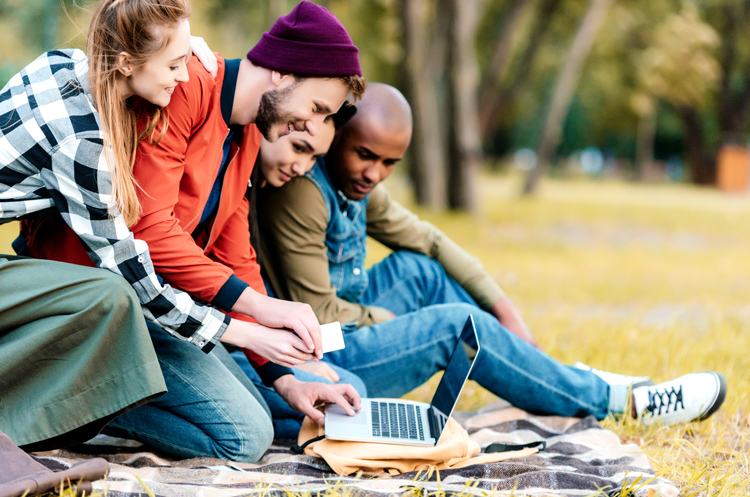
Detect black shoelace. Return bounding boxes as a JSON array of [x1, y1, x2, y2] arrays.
[[646, 386, 685, 415]]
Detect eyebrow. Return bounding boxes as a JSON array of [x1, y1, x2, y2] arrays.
[[170, 53, 189, 62], [358, 146, 378, 158], [314, 101, 333, 115]]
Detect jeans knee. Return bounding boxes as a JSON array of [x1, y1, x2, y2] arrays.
[[393, 251, 444, 278], [338, 370, 368, 398], [222, 408, 274, 463]]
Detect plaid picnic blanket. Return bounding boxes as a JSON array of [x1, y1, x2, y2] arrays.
[[31, 400, 678, 497]]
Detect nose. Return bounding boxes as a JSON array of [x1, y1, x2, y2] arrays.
[[176, 64, 189, 84], [290, 161, 305, 176], [362, 163, 381, 184], [304, 114, 327, 137]]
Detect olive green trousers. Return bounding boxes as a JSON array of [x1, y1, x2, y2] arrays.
[[0, 256, 166, 448]]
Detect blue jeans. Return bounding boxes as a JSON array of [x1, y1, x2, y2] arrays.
[[323, 251, 622, 419], [232, 352, 368, 438], [103, 322, 274, 462]]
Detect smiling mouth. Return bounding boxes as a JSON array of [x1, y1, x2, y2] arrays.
[[351, 182, 372, 194]]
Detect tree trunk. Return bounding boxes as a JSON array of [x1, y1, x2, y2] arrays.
[[446, 0, 482, 211], [635, 109, 657, 182], [678, 106, 715, 185], [400, 0, 447, 209], [478, 0, 535, 131], [480, 0, 562, 140], [523, 0, 613, 195]]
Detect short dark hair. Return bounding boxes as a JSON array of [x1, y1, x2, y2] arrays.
[[292, 74, 367, 101]]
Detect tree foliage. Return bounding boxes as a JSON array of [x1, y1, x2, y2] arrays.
[[0, 0, 748, 201]]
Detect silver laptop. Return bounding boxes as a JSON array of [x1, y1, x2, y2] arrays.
[[324, 315, 480, 447]]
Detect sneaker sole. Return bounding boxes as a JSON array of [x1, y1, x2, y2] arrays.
[[692, 371, 727, 422]]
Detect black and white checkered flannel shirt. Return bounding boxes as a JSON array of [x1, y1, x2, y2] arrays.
[[0, 49, 229, 352]]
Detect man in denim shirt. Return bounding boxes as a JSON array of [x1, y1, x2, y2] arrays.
[[258, 83, 726, 431]]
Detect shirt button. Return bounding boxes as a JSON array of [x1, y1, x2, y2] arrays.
[[353, 267, 361, 275], [137, 256, 144, 263], [343, 211, 348, 217]]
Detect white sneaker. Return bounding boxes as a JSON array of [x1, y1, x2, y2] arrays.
[[574, 362, 654, 389], [633, 372, 727, 425]]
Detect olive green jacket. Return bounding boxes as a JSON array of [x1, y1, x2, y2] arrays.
[[258, 177, 505, 327]]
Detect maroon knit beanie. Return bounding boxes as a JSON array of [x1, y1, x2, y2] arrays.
[[247, 1, 362, 77]]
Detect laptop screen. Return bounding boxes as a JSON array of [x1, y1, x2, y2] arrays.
[[429, 315, 480, 438]]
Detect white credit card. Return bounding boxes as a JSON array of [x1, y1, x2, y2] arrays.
[[321, 321, 345, 353]]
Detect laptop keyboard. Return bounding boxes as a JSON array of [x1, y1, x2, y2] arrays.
[[371, 402, 425, 440]]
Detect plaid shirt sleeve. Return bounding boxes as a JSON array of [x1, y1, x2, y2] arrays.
[[0, 50, 229, 353], [45, 136, 230, 352]]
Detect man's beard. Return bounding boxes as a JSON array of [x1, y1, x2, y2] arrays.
[[255, 86, 294, 141]]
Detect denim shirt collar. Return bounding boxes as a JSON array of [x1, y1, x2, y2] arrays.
[[305, 157, 370, 302]]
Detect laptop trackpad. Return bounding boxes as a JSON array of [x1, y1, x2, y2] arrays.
[[327, 404, 367, 425]]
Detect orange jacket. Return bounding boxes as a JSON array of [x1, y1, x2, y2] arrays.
[[132, 55, 287, 377], [23, 55, 288, 382], [132, 56, 262, 305]]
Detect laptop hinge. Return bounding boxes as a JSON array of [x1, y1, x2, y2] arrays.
[[427, 406, 438, 442]]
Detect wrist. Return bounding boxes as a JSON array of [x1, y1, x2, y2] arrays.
[[220, 319, 259, 349], [272, 373, 298, 394], [233, 287, 265, 316]]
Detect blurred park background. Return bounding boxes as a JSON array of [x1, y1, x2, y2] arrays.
[[2, 0, 750, 200], [2, 0, 750, 494]]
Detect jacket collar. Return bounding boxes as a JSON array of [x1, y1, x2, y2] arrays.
[[220, 59, 241, 126]]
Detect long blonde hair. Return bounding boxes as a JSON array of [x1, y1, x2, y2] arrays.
[[87, 0, 190, 226]]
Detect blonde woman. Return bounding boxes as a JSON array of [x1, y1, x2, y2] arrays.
[[0, 0, 310, 458]]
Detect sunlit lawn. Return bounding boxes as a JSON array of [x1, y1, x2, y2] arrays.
[[2, 172, 749, 495]]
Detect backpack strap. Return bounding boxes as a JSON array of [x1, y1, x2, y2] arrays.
[[291, 435, 326, 455]]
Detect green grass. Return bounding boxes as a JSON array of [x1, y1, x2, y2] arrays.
[[4, 172, 750, 495]]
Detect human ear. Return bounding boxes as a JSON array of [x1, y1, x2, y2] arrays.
[[271, 71, 296, 89], [116, 52, 133, 77]]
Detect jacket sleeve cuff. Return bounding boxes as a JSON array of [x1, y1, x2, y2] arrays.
[[367, 306, 396, 325], [195, 312, 231, 354], [212, 274, 249, 313], [256, 362, 295, 387]]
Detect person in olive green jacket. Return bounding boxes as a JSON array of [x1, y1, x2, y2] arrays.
[[256, 83, 726, 432], [259, 83, 539, 348]]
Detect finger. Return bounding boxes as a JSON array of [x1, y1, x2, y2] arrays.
[[190, 38, 215, 74], [296, 399, 326, 425], [285, 332, 315, 355], [301, 313, 323, 358], [334, 383, 361, 410], [207, 53, 218, 77], [319, 363, 340, 383], [274, 358, 298, 368], [289, 320, 315, 353], [293, 305, 322, 356], [327, 368, 340, 383], [320, 388, 355, 416], [281, 347, 316, 365]]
